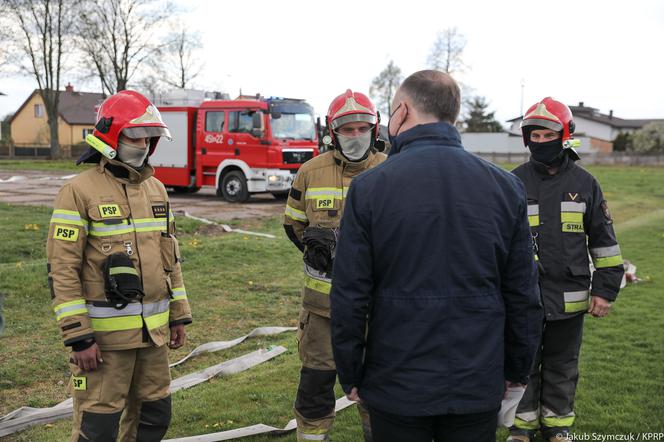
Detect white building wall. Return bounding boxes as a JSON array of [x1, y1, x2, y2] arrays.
[[461, 132, 593, 153], [573, 117, 613, 141]]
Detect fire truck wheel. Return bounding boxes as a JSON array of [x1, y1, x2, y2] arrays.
[[220, 171, 249, 203]]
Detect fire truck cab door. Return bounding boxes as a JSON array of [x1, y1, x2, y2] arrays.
[[200, 109, 230, 168], [227, 109, 267, 168]]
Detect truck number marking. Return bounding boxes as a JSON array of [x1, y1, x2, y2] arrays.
[[204, 133, 224, 144]]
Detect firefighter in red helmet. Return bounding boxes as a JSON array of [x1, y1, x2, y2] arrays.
[[284, 90, 387, 441], [47, 90, 192, 441], [507, 98, 623, 442]]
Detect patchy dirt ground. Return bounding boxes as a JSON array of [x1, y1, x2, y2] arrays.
[[0, 169, 286, 221]]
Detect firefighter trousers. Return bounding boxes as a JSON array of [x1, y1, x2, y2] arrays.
[[294, 308, 372, 441], [514, 314, 585, 432], [70, 345, 172, 442]]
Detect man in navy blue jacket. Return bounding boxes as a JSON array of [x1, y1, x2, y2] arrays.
[[330, 70, 543, 442]]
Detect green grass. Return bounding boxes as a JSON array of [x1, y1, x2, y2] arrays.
[[0, 165, 663, 441], [0, 159, 91, 172]]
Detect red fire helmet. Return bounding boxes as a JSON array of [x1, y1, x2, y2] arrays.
[[520, 97, 575, 146], [88, 90, 171, 158], [326, 89, 379, 143]]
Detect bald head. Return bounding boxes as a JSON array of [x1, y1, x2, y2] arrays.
[[395, 70, 461, 124]]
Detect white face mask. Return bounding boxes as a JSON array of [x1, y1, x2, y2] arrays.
[[117, 141, 149, 168], [337, 131, 372, 161]]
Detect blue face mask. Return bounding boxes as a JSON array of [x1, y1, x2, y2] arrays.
[[387, 104, 405, 154]]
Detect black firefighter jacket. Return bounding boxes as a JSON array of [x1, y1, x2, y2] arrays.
[[330, 122, 543, 417], [512, 155, 624, 321]]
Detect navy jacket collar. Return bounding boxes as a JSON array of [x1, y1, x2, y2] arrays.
[[389, 122, 462, 156]]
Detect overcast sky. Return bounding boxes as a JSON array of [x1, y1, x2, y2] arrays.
[[1, 0, 663, 125]]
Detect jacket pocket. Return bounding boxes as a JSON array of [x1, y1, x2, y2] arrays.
[[69, 362, 103, 401], [568, 265, 591, 277], [159, 234, 177, 273]]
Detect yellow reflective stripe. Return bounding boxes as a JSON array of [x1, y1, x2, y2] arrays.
[[144, 310, 169, 330], [171, 287, 187, 301], [561, 212, 583, 223], [541, 415, 575, 427], [54, 300, 88, 320], [514, 417, 540, 430], [305, 275, 331, 295], [528, 215, 540, 227], [134, 226, 167, 233], [305, 187, 343, 199], [593, 255, 623, 268], [50, 210, 87, 227], [285, 204, 308, 222], [88, 220, 133, 237], [53, 209, 81, 217], [133, 218, 168, 233], [565, 300, 589, 313], [109, 266, 139, 276], [91, 315, 143, 331], [53, 299, 88, 321], [54, 299, 86, 310]]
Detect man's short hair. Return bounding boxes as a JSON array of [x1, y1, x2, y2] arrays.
[[400, 70, 461, 123]]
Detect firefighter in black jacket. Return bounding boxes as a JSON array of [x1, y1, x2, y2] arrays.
[[508, 98, 624, 442]]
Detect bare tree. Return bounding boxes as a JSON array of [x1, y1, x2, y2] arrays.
[[369, 60, 403, 117], [74, 0, 174, 95], [151, 26, 204, 90], [427, 27, 466, 75], [1, 0, 75, 158]]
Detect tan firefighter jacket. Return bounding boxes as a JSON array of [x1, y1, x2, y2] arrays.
[[47, 157, 192, 351], [283, 148, 387, 317]]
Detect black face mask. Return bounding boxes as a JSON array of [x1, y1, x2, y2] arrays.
[[528, 139, 564, 165]]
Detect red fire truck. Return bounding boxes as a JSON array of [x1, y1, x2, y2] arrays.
[[152, 97, 318, 202]]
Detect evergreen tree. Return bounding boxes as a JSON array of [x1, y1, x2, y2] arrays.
[[462, 96, 503, 132]]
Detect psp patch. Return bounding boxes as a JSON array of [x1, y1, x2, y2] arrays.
[[315, 198, 334, 210], [53, 225, 79, 242], [98, 203, 121, 218], [72, 376, 87, 391], [152, 204, 167, 218]]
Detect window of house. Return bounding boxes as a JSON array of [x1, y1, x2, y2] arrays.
[[34, 104, 44, 118], [82, 128, 94, 139], [205, 111, 225, 132], [228, 111, 254, 133]]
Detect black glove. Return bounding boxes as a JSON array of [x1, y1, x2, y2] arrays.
[[302, 227, 338, 274]]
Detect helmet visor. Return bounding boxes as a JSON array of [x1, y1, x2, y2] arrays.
[[521, 118, 563, 132], [331, 113, 377, 130], [122, 126, 172, 141]]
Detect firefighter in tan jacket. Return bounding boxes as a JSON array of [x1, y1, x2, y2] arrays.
[[284, 90, 387, 441], [47, 90, 192, 442]]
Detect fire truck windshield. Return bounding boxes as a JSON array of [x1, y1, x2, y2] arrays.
[[271, 112, 316, 140]]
